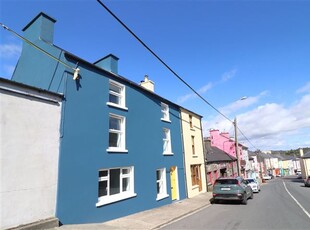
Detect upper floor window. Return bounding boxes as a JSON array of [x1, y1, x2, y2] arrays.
[[189, 115, 193, 128], [97, 166, 136, 206], [163, 128, 172, 155], [107, 80, 127, 110], [108, 114, 127, 152], [161, 103, 170, 122], [191, 135, 195, 155], [156, 168, 169, 200]]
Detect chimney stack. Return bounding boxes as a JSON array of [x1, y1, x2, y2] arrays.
[[22, 12, 56, 44], [140, 75, 154, 92], [94, 54, 119, 74], [300, 148, 304, 157]]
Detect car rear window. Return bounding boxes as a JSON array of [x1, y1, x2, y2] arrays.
[[215, 179, 238, 185]]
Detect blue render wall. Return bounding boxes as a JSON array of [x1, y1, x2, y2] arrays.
[[56, 59, 187, 224]]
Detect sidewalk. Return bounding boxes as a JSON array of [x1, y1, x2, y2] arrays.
[[56, 192, 213, 230]]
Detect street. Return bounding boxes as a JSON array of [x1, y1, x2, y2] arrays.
[[161, 176, 310, 230]]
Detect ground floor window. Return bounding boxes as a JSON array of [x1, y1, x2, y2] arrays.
[[97, 166, 136, 206], [156, 168, 169, 200], [191, 164, 201, 186]]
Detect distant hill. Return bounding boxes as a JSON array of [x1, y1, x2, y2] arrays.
[[271, 148, 310, 157]]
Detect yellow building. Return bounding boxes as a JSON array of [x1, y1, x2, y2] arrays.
[[180, 109, 207, 198], [300, 149, 310, 179]]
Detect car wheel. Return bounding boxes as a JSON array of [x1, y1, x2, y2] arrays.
[[242, 194, 247, 205]]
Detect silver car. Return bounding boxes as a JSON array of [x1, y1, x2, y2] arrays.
[[244, 178, 261, 193]]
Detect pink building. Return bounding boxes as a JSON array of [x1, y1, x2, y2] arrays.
[[209, 129, 244, 177]]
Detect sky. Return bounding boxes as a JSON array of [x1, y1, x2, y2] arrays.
[[1, 0, 310, 151]]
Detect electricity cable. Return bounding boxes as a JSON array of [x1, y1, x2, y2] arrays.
[[0, 22, 80, 79], [96, 0, 232, 124], [96, 0, 259, 150]]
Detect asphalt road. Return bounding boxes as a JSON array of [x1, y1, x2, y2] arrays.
[[161, 176, 310, 230]]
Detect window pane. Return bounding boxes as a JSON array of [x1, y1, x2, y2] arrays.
[[110, 83, 121, 94], [99, 181, 107, 197], [110, 117, 121, 130], [157, 182, 160, 194], [99, 170, 108, 177], [163, 140, 168, 152], [110, 169, 120, 195], [122, 177, 130, 192], [109, 94, 119, 104], [156, 170, 161, 180], [163, 130, 167, 139], [122, 168, 130, 174], [109, 132, 119, 147]]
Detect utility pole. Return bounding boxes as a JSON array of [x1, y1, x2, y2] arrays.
[[234, 117, 241, 176]]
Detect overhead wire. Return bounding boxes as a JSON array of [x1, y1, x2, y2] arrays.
[[0, 22, 80, 80], [1, 4, 258, 150], [96, 0, 258, 150], [96, 0, 232, 124]]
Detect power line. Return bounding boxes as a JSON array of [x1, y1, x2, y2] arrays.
[[96, 0, 259, 150], [0, 22, 80, 80], [96, 0, 232, 123]]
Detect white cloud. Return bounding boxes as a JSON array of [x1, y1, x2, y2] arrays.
[[198, 82, 213, 94], [203, 91, 310, 151], [177, 82, 213, 104], [0, 43, 22, 59], [3, 65, 16, 77], [296, 82, 310, 94], [220, 68, 237, 83], [177, 68, 236, 104], [219, 91, 268, 115]]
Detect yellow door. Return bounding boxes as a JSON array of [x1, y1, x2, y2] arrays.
[[170, 166, 177, 200]]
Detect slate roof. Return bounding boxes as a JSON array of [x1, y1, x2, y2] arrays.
[[205, 146, 237, 163], [302, 151, 310, 159]]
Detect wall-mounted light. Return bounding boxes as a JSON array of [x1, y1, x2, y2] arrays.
[[73, 68, 80, 80]]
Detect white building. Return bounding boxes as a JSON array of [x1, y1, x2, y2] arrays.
[[1, 78, 62, 229]]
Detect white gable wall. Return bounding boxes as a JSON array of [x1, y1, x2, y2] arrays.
[[0, 81, 62, 229]]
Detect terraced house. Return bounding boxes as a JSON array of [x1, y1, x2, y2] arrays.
[[5, 12, 206, 227]]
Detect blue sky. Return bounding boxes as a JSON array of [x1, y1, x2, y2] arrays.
[[1, 0, 310, 151]]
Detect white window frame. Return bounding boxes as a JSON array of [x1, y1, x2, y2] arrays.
[[161, 102, 171, 122], [107, 80, 128, 110], [107, 114, 127, 152], [163, 128, 173, 155], [156, 168, 169, 200], [96, 166, 136, 207]]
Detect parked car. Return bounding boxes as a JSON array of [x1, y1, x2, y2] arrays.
[[244, 178, 261, 193], [305, 176, 310, 187], [262, 174, 272, 180], [212, 177, 253, 205]]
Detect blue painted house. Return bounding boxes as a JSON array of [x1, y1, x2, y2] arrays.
[[12, 12, 187, 224]]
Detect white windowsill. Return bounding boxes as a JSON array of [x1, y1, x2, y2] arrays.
[[106, 102, 128, 111], [107, 148, 128, 153], [161, 118, 171, 123], [156, 193, 169, 201], [96, 192, 137, 207], [163, 152, 174, 156]]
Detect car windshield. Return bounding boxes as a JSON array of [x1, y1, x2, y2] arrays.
[[245, 179, 255, 183], [215, 179, 238, 185]]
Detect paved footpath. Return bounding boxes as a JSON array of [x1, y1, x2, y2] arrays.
[[56, 192, 213, 230]]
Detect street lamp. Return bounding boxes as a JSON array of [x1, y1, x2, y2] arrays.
[[233, 117, 241, 176], [233, 96, 247, 177]]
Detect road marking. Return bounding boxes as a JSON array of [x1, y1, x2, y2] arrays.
[[283, 181, 310, 219]]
